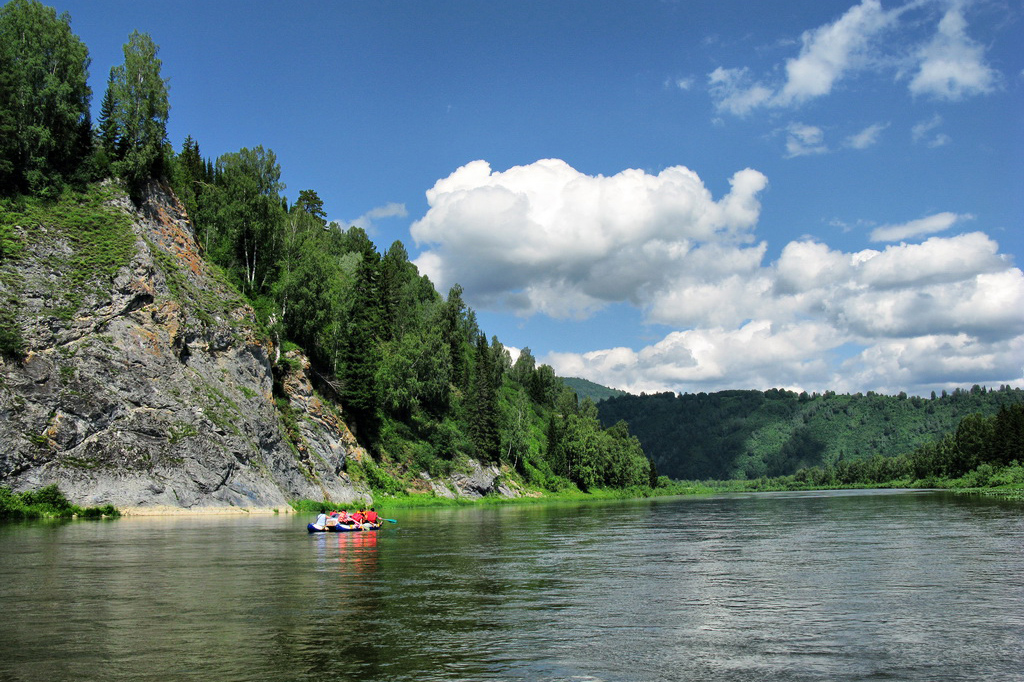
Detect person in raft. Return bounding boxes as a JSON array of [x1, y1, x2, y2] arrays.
[[350, 509, 366, 525], [364, 508, 379, 524]]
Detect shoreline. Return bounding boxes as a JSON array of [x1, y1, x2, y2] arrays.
[[118, 505, 295, 517]]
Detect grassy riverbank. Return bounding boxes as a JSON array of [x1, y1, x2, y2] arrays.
[[292, 461, 1024, 516], [7, 461, 1020, 523], [655, 462, 1024, 500], [0, 485, 121, 519]]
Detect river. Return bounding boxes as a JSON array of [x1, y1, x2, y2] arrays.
[[1, 489, 1022, 681]]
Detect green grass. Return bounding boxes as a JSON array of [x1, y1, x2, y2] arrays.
[[0, 183, 136, 321]]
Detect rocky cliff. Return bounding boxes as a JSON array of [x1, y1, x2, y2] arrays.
[[0, 181, 370, 512]]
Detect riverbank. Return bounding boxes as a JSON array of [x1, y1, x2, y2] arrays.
[[118, 505, 293, 516], [6, 470, 1021, 521]]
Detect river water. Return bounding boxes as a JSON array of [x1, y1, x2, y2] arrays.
[[1, 489, 1022, 681]]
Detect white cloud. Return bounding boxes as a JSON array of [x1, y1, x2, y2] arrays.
[[869, 211, 970, 242], [838, 333, 1024, 394], [670, 76, 695, 91], [708, 67, 773, 116], [784, 122, 828, 157], [772, 0, 892, 107], [844, 122, 889, 149], [414, 158, 1024, 396], [411, 159, 768, 318], [707, 0, 1000, 116], [344, 202, 408, 234], [548, 320, 846, 395], [548, 243, 1024, 395], [909, 4, 998, 100], [911, 113, 952, 147]]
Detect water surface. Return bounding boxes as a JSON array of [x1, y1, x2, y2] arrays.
[[1, 489, 1021, 681]]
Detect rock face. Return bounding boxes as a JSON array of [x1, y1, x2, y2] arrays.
[[0, 181, 368, 511]]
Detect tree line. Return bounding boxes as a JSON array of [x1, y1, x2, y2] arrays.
[[0, 0, 167, 200], [598, 385, 1024, 481], [786, 402, 1024, 489], [0, 0, 656, 495]]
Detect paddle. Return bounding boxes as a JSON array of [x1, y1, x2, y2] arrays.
[[382, 518, 398, 523]]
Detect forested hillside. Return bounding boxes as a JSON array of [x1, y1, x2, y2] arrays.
[[0, 0, 656, 502], [598, 386, 1024, 480], [560, 377, 629, 404]]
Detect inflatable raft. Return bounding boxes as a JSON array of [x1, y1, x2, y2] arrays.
[[307, 521, 381, 533]]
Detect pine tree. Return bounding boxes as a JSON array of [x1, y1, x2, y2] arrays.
[[97, 71, 119, 157], [339, 243, 382, 441], [469, 333, 500, 461]]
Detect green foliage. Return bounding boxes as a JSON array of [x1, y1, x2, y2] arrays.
[[599, 386, 1024, 481], [560, 376, 628, 404], [350, 458, 405, 497], [0, 484, 120, 519], [0, 297, 24, 356], [107, 31, 169, 199], [290, 498, 336, 513], [1, 183, 136, 324], [773, 403, 1024, 496], [207, 145, 284, 295], [0, 0, 92, 196]]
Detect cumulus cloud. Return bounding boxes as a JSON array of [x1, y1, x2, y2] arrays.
[[869, 211, 970, 242], [838, 333, 1024, 393], [548, 321, 842, 395], [411, 159, 768, 318], [546, 240, 1024, 395], [909, 4, 998, 100], [413, 158, 1023, 396]]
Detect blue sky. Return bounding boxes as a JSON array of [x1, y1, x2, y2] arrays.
[[44, 0, 1024, 396]]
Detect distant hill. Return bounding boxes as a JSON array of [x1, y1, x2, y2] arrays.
[[560, 377, 629, 404], [597, 386, 1024, 481]]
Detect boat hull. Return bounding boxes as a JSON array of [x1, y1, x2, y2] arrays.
[[307, 522, 381, 533]]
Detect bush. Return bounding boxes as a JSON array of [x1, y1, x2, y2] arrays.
[[986, 462, 1024, 487], [20, 484, 73, 513], [0, 485, 119, 518]]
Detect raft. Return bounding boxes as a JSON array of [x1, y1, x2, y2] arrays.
[[307, 522, 381, 533]]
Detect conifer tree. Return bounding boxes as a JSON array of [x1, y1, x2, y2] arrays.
[[96, 71, 119, 158], [339, 241, 383, 441], [294, 189, 327, 226], [469, 333, 500, 460]]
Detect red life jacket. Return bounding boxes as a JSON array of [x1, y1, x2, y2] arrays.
[[365, 510, 378, 523]]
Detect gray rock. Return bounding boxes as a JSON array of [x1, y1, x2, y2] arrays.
[[0, 181, 368, 512]]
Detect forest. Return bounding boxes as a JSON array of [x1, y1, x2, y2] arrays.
[[0, 0, 656, 496], [599, 386, 1024, 483]]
